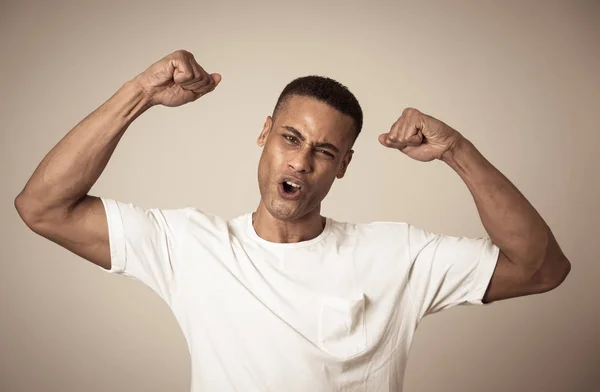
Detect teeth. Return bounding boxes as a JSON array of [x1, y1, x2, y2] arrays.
[[285, 181, 301, 188]]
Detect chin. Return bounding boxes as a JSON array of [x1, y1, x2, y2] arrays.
[[267, 202, 301, 221]]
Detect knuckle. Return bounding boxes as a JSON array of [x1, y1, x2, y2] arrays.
[[175, 49, 194, 61], [173, 49, 188, 57]]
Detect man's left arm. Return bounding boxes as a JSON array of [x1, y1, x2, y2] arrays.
[[380, 108, 571, 303], [441, 137, 570, 303]]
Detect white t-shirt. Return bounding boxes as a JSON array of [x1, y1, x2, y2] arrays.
[[99, 198, 499, 392]]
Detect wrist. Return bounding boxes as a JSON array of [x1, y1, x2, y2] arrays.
[[440, 135, 470, 165], [127, 75, 155, 109], [106, 77, 154, 124]]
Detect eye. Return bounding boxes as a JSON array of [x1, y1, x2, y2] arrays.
[[283, 135, 298, 144], [317, 150, 335, 159]]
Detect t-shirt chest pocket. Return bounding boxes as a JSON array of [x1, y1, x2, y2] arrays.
[[317, 292, 367, 360]]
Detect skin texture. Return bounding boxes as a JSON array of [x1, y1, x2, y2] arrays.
[[138, 49, 221, 106], [252, 95, 355, 243]]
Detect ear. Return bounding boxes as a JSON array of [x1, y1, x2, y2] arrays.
[[336, 149, 354, 179], [257, 116, 273, 147]]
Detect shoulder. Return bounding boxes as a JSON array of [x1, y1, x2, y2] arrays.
[[329, 217, 421, 245], [102, 198, 235, 240], [101, 198, 191, 234], [180, 207, 244, 243]]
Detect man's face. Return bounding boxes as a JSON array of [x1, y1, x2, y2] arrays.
[[256, 95, 355, 221]]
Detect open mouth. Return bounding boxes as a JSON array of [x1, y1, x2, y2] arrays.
[[282, 180, 302, 195]]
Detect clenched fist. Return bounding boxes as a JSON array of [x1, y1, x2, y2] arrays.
[[379, 108, 464, 162], [133, 49, 221, 107]]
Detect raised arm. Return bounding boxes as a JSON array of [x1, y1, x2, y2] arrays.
[[379, 107, 571, 303], [14, 49, 221, 270]]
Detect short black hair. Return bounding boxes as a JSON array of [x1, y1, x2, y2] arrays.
[[272, 75, 363, 147]]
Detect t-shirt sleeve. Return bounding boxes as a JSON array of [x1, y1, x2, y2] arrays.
[[406, 224, 500, 320], [98, 198, 190, 305]]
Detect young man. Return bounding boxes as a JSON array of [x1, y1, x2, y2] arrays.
[[15, 49, 570, 391]]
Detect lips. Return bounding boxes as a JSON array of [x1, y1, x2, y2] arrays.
[[280, 176, 306, 189]]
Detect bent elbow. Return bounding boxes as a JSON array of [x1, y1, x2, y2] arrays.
[[551, 255, 571, 288], [14, 193, 50, 233], [542, 254, 571, 291], [14, 194, 37, 227]]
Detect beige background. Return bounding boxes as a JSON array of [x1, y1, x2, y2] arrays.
[[1, 0, 598, 391]]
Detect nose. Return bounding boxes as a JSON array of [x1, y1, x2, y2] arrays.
[[288, 148, 313, 173]]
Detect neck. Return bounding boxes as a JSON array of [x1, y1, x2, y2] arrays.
[[252, 203, 326, 243]]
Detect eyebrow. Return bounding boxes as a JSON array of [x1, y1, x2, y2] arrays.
[[281, 126, 341, 154]]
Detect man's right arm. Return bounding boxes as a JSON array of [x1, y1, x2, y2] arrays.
[[14, 49, 221, 270], [14, 79, 152, 270]]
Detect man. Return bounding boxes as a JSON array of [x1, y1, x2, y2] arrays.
[[15, 49, 571, 391]]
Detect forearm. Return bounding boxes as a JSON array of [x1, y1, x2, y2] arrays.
[[441, 137, 562, 275], [16, 77, 152, 218]]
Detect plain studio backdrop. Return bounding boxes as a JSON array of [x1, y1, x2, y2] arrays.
[[1, 1, 598, 391]]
